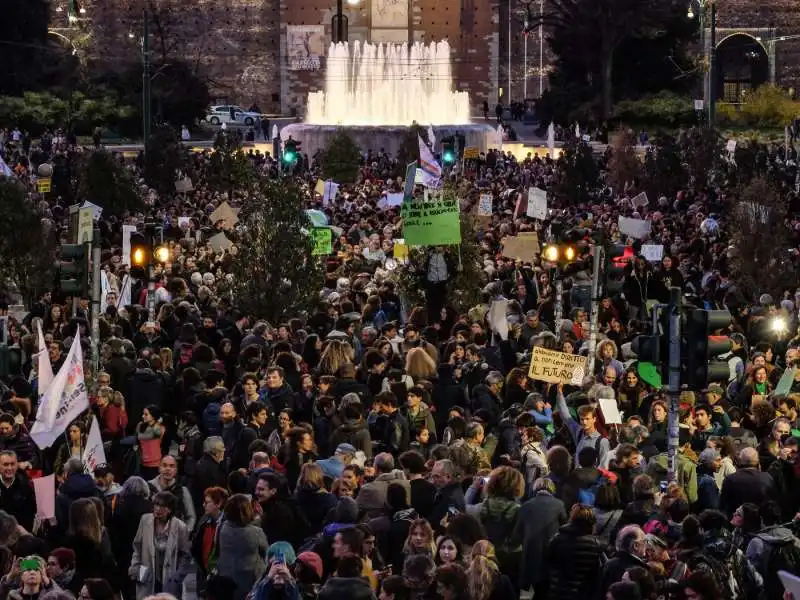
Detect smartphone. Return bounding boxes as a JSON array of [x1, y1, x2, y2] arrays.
[[274, 552, 285, 566], [447, 506, 460, 517], [659, 481, 668, 493], [20, 559, 40, 572]]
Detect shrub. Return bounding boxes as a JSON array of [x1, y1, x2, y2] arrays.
[[611, 92, 698, 129], [717, 85, 800, 129]]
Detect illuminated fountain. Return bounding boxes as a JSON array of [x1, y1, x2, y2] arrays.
[[281, 40, 494, 157]]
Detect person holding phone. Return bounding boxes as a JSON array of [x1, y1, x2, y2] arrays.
[[8, 555, 60, 600]]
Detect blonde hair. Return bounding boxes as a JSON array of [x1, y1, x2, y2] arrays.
[[297, 462, 326, 491], [486, 466, 525, 500], [318, 340, 355, 376], [467, 551, 499, 600], [68, 498, 103, 544], [405, 347, 437, 381], [404, 518, 436, 555]]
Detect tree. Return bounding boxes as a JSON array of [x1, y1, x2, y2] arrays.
[[206, 132, 255, 201], [397, 122, 429, 170], [227, 178, 324, 324], [728, 177, 797, 300], [145, 124, 194, 195], [677, 126, 723, 191], [550, 138, 601, 206], [530, 0, 694, 122], [0, 180, 55, 305], [75, 150, 143, 216], [641, 133, 687, 202], [320, 130, 362, 184], [607, 129, 641, 193]]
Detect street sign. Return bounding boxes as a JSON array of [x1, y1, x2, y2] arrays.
[[463, 146, 479, 159], [37, 178, 51, 193]]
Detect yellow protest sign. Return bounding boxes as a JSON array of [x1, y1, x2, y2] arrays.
[[463, 147, 479, 159], [393, 239, 409, 262], [528, 347, 588, 385], [37, 178, 51, 193]]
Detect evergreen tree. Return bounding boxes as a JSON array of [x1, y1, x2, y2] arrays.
[[641, 133, 687, 202], [320, 130, 362, 184], [206, 131, 255, 201], [144, 124, 194, 196], [550, 138, 600, 206], [75, 150, 143, 216]]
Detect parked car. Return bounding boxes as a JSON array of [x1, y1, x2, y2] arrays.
[[204, 105, 261, 126]]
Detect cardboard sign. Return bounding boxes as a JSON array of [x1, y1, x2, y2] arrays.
[[311, 227, 333, 256], [618, 216, 651, 240], [314, 179, 326, 196], [478, 194, 493, 216], [488, 300, 509, 341], [33, 474, 55, 519], [37, 178, 51, 193], [463, 146, 479, 159], [175, 178, 194, 193], [640, 244, 664, 262], [210, 201, 239, 228], [527, 188, 547, 220], [401, 196, 461, 246], [501, 232, 540, 261], [528, 346, 588, 385], [208, 232, 233, 253], [77, 207, 94, 244], [393, 239, 409, 262], [630, 192, 649, 208]]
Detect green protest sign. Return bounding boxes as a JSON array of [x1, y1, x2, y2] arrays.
[[401, 195, 461, 246], [311, 227, 333, 256]]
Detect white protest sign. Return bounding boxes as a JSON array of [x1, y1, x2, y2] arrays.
[[488, 300, 509, 341], [618, 216, 652, 240], [630, 192, 649, 208], [640, 244, 664, 262], [379, 192, 404, 209], [478, 194, 493, 217], [526, 188, 547, 220], [82, 416, 107, 474], [122, 225, 137, 267], [323, 181, 340, 206], [599, 398, 623, 425], [726, 140, 737, 153], [208, 232, 233, 253]]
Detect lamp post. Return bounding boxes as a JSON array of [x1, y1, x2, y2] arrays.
[[688, 0, 716, 126], [539, 0, 544, 97], [333, 0, 360, 43]]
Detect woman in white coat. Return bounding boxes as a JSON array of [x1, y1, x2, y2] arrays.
[[129, 491, 192, 600]]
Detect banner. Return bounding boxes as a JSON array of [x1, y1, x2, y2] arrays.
[[618, 216, 651, 240], [478, 194, 493, 216], [528, 346, 588, 385], [30, 340, 89, 449], [82, 416, 106, 474], [418, 135, 442, 187], [401, 195, 461, 246], [322, 181, 339, 206], [35, 322, 54, 411], [311, 227, 333, 256], [121, 225, 137, 267]]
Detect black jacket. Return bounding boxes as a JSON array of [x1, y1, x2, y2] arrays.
[[330, 420, 372, 460], [0, 471, 36, 531], [191, 454, 228, 513], [221, 420, 258, 471], [260, 495, 311, 550], [429, 482, 466, 534], [599, 551, 648, 596], [719, 467, 777, 517], [63, 534, 119, 590], [318, 577, 376, 600], [515, 491, 567, 588], [56, 473, 101, 536], [545, 524, 606, 600], [109, 494, 152, 570]]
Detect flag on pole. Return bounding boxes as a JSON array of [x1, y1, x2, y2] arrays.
[[427, 124, 436, 149], [0, 154, 14, 178], [35, 322, 54, 416], [547, 122, 556, 158], [30, 340, 89, 449], [417, 135, 442, 188], [82, 416, 107, 474]]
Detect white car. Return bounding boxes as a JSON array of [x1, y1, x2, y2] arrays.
[[204, 105, 261, 126]]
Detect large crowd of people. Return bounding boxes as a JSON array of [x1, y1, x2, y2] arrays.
[[0, 122, 799, 600]]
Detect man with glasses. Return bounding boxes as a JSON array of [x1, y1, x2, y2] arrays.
[[0, 450, 35, 531]]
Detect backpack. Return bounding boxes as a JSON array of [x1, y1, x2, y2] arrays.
[[757, 533, 800, 600], [687, 551, 743, 600], [576, 472, 610, 507], [480, 501, 521, 568]]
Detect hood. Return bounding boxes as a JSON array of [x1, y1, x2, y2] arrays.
[[60, 473, 98, 499], [339, 420, 368, 434], [704, 530, 736, 558], [392, 507, 418, 522], [571, 467, 601, 487], [756, 525, 796, 545], [375, 470, 407, 483], [409, 402, 432, 418], [481, 497, 519, 520], [133, 367, 157, 380]]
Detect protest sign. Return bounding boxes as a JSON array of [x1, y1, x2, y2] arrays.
[[393, 239, 409, 262], [77, 207, 94, 244], [33, 475, 55, 519], [775, 368, 797, 396], [401, 196, 461, 246], [379, 192, 404, 209], [630, 192, 649, 208], [500, 232, 540, 261], [122, 225, 136, 266], [478, 194, 493, 216], [618, 216, 651, 240], [528, 347, 588, 385], [314, 179, 326, 196], [527, 188, 548, 220], [599, 398, 623, 425], [463, 147, 480, 159], [726, 140, 737, 153], [488, 300, 509, 341], [208, 232, 233, 253], [640, 244, 664, 262], [311, 227, 333, 256], [82, 416, 107, 474], [210, 202, 239, 228], [175, 177, 194, 193], [322, 181, 339, 205]]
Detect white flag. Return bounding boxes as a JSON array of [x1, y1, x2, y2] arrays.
[[30, 340, 89, 449], [82, 416, 106, 474], [35, 322, 54, 418], [427, 124, 436, 149], [0, 154, 14, 178]]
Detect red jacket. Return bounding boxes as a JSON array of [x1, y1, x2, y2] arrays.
[[99, 404, 128, 438]]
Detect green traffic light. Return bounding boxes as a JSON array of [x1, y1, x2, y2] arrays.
[[283, 151, 296, 164], [443, 151, 455, 164]]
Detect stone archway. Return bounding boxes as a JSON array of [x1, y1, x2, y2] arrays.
[[715, 33, 769, 103]]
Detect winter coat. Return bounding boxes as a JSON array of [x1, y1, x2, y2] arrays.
[[127, 368, 165, 426], [599, 550, 648, 596], [0, 469, 36, 531], [260, 495, 311, 550], [221, 420, 258, 471], [429, 482, 466, 534], [470, 384, 501, 429], [404, 402, 436, 439], [56, 473, 101, 535], [357, 471, 411, 517], [329, 419, 373, 460], [190, 454, 228, 515], [148, 476, 197, 532], [719, 467, 776, 518], [515, 491, 567, 589], [216, 520, 268, 600], [63, 534, 119, 590], [110, 494, 152, 573], [295, 488, 338, 533], [520, 442, 549, 491], [318, 576, 376, 600], [545, 524, 606, 600], [263, 383, 296, 414], [647, 452, 698, 504], [129, 514, 191, 600]]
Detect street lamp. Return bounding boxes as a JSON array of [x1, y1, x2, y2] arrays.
[[688, 0, 716, 126], [333, 0, 360, 43]]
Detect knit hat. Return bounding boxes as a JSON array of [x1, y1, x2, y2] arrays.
[[49, 548, 76, 569], [296, 552, 324, 580], [267, 541, 296, 566], [334, 496, 359, 523]]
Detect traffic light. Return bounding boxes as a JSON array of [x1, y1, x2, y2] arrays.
[[683, 308, 732, 390], [541, 243, 577, 265], [58, 244, 88, 296], [442, 142, 456, 165], [129, 232, 151, 272], [283, 139, 298, 164]]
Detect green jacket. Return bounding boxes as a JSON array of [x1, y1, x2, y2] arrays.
[[646, 451, 698, 504]]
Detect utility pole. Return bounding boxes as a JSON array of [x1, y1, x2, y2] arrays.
[[666, 286, 682, 482], [586, 245, 602, 376], [708, 0, 716, 126], [539, 0, 544, 97], [142, 6, 152, 156], [553, 272, 563, 329], [90, 231, 101, 375]]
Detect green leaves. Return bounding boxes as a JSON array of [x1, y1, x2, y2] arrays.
[[76, 150, 143, 217], [320, 130, 362, 184]]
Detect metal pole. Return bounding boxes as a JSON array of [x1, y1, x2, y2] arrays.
[[508, 0, 512, 103], [146, 266, 156, 321], [554, 274, 563, 330], [90, 240, 101, 375], [586, 245, 602, 377], [142, 7, 151, 154], [708, 0, 716, 126], [337, 0, 344, 43], [539, 0, 544, 97], [666, 286, 682, 483], [523, 31, 528, 101]]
